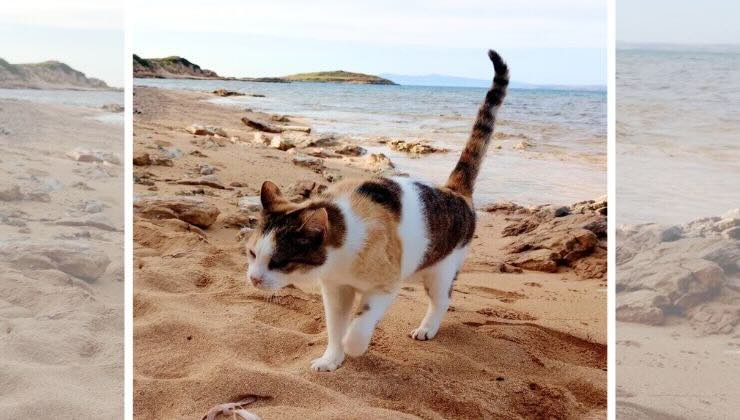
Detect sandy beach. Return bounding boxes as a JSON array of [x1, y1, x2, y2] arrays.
[[0, 97, 123, 417], [133, 86, 606, 419]]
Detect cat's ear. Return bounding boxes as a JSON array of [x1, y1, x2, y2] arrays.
[[260, 181, 286, 212], [300, 207, 329, 236]]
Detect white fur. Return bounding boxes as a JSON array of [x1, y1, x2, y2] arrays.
[[321, 197, 368, 286], [246, 231, 274, 285], [392, 176, 430, 279], [411, 245, 469, 340]]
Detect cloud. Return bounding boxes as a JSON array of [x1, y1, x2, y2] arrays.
[[132, 0, 606, 49], [0, 0, 123, 30]]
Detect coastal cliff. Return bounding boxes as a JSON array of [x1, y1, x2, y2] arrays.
[[0, 58, 110, 90]]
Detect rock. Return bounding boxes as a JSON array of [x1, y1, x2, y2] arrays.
[[304, 147, 337, 158], [687, 302, 740, 335], [295, 134, 340, 148], [0, 184, 50, 202], [0, 241, 111, 282], [291, 180, 327, 198], [365, 153, 394, 172], [221, 211, 259, 229], [199, 164, 216, 175], [186, 124, 227, 137], [241, 116, 283, 133], [553, 206, 571, 217], [616, 290, 668, 325], [292, 156, 324, 172], [506, 249, 559, 273], [724, 226, 740, 240], [513, 141, 533, 150], [251, 132, 271, 145], [133, 152, 151, 166], [212, 89, 244, 97], [101, 103, 124, 112], [134, 196, 220, 228], [271, 114, 290, 122], [388, 139, 445, 154], [230, 181, 248, 188], [269, 135, 295, 151], [238, 196, 262, 212], [335, 144, 366, 156], [0, 185, 25, 201], [66, 149, 121, 165], [82, 200, 106, 214]]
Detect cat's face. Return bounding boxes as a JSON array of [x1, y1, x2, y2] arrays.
[[246, 181, 329, 291]]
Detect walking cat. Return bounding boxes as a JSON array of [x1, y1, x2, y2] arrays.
[[246, 50, 509, 371]]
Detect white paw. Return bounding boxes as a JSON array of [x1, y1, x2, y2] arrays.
[[410, 326, 438, 341], [310, 354, 344, 372], [342, 330, 371, 357]]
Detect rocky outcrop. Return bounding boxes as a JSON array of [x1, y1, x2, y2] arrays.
[[134, 196, 220, 228], [212, 89, 244, 97], [0, 241, 111, 282], [388, 139, 447, 154], [487, 199, 608, 279], [616, 210, 739, 334], [0, 58, 111, 90], [133, 55, 219, 79]]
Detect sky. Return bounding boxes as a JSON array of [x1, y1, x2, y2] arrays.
[[132, 0, 607, 86], [0, 1, 123, 87], [618, 0, 740, 45]]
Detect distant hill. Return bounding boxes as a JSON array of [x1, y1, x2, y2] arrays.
[[0, 58, 110, 90], [281, 71, 396, 85], [380, 73, 605, 91], [133, 55, 220, 79]]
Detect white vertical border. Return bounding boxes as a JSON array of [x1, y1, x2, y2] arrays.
[[607, 0, 617, 418], [123, 0, 134, 418]]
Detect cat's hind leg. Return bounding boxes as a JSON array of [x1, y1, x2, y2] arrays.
[[311, 282, 355, 372], [342, 289, 399, 357], [411, 247, 467, 341]]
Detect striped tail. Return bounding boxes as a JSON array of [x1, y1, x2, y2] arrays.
[[446, 49, 509, 197]]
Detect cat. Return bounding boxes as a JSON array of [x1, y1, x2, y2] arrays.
[[246, 49, 509, 371]]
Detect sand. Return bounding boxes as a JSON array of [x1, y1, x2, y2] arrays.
[[133, 86, 606, 419], [0, 98, 123, 417]]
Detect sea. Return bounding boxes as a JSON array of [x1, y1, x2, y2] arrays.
[[135, 78, 606, 207], [0, 88, 123, 125], [617, 47, 740, 224]]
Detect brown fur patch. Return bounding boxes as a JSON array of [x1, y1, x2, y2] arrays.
[[415, 182, 476, 270], [255, 199, 346, 274]]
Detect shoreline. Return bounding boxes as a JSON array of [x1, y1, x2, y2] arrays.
[[133, 86, 606, 418], [137, 82, 606, 207]]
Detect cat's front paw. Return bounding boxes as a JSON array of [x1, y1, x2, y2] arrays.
[[410, 326, 438, 341], [310, 354, 344, 372]]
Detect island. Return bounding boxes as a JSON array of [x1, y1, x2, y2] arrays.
[[133, 55, 396, 85]]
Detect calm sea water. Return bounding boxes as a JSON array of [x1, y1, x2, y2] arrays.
[[617, 48, 740, 224], [0, 89, 123, 125], [136, 78, 606, 206]]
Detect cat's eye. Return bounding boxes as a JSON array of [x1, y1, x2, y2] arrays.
[[249, 249, 256, 258]]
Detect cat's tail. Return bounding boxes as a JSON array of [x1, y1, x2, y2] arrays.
[[446, 49, 509, 197]]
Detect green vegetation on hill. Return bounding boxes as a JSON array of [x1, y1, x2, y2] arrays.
[[281, 70, 396, 85]]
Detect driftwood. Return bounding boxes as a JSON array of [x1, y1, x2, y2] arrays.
[[241, 117, 311, 133], [241, 117, 283, 133]]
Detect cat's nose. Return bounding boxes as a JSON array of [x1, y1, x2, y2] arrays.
[[250, 275, 264, 287]]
